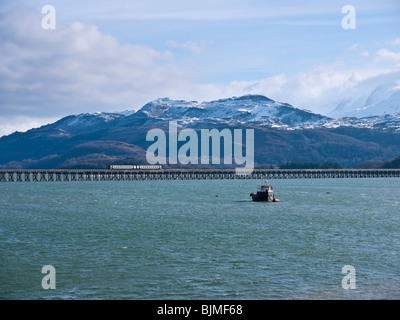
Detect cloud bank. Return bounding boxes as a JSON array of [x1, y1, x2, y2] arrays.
[[0, 8, 192, 117]]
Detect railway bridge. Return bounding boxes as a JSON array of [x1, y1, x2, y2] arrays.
[[1, 168, 399, 182]]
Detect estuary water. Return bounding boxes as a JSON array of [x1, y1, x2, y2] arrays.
[[0, 178, 399, 300]]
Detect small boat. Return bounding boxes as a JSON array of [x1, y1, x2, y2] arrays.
[[250, 181, 279, 202]]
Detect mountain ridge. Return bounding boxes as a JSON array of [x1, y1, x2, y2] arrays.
[[1, 94, 400, 169]]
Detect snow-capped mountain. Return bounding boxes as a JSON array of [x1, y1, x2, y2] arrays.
[[124, 94, 330, 129], [41, 94, 331, 134], [320, 114, 400, 132], [330, 82, 400, 118], [120, 94, 400, 131], [42, 111, 125, 136], [43, 94, 400, 136]]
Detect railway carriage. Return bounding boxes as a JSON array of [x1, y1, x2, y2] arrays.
[[108, 165, 162, 170]]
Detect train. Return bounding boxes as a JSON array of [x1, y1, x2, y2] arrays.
[[108, 165, 162, 170]]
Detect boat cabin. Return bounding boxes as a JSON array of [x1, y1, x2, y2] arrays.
[[250, 181, 278, 202]]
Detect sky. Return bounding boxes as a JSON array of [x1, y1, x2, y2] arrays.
[[0, 0, 400, 136]]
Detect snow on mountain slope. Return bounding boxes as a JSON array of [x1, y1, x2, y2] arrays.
[[135, 94, 329, 128], [330, 83, 400, 118], [372, 90, 400, 115], [132, 94, 400, 131], [44, 111, 125, 136], [27, 94, 400, 139]]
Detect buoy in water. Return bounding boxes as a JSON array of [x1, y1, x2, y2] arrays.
[[273, 198, 280, 202]]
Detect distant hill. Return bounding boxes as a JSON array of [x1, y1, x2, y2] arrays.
[[355, 155, 400, 169], [382, 155, 400, 168]]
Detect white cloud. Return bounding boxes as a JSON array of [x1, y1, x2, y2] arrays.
[[0, 8, 192, 119], [0, 116, 58, 137], [349, 43, 359, 50], [186, 61, 400, 116], [387, 38, 400, 46], [166, 40, 212, 55], [376, 48, 400, 62]]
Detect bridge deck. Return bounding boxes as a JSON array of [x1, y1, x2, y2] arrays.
[[1, 169, 399, 182]]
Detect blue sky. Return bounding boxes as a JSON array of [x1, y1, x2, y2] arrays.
[[0, 0, 400, 136]]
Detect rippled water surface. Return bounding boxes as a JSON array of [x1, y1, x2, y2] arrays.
[[1, 178, 399, 299]]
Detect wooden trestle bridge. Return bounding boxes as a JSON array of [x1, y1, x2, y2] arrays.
[[1, 168, 399, 182]]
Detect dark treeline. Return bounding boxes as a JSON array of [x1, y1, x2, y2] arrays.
[[279, 161, 343, 169], [382, 155, 400, 169]]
